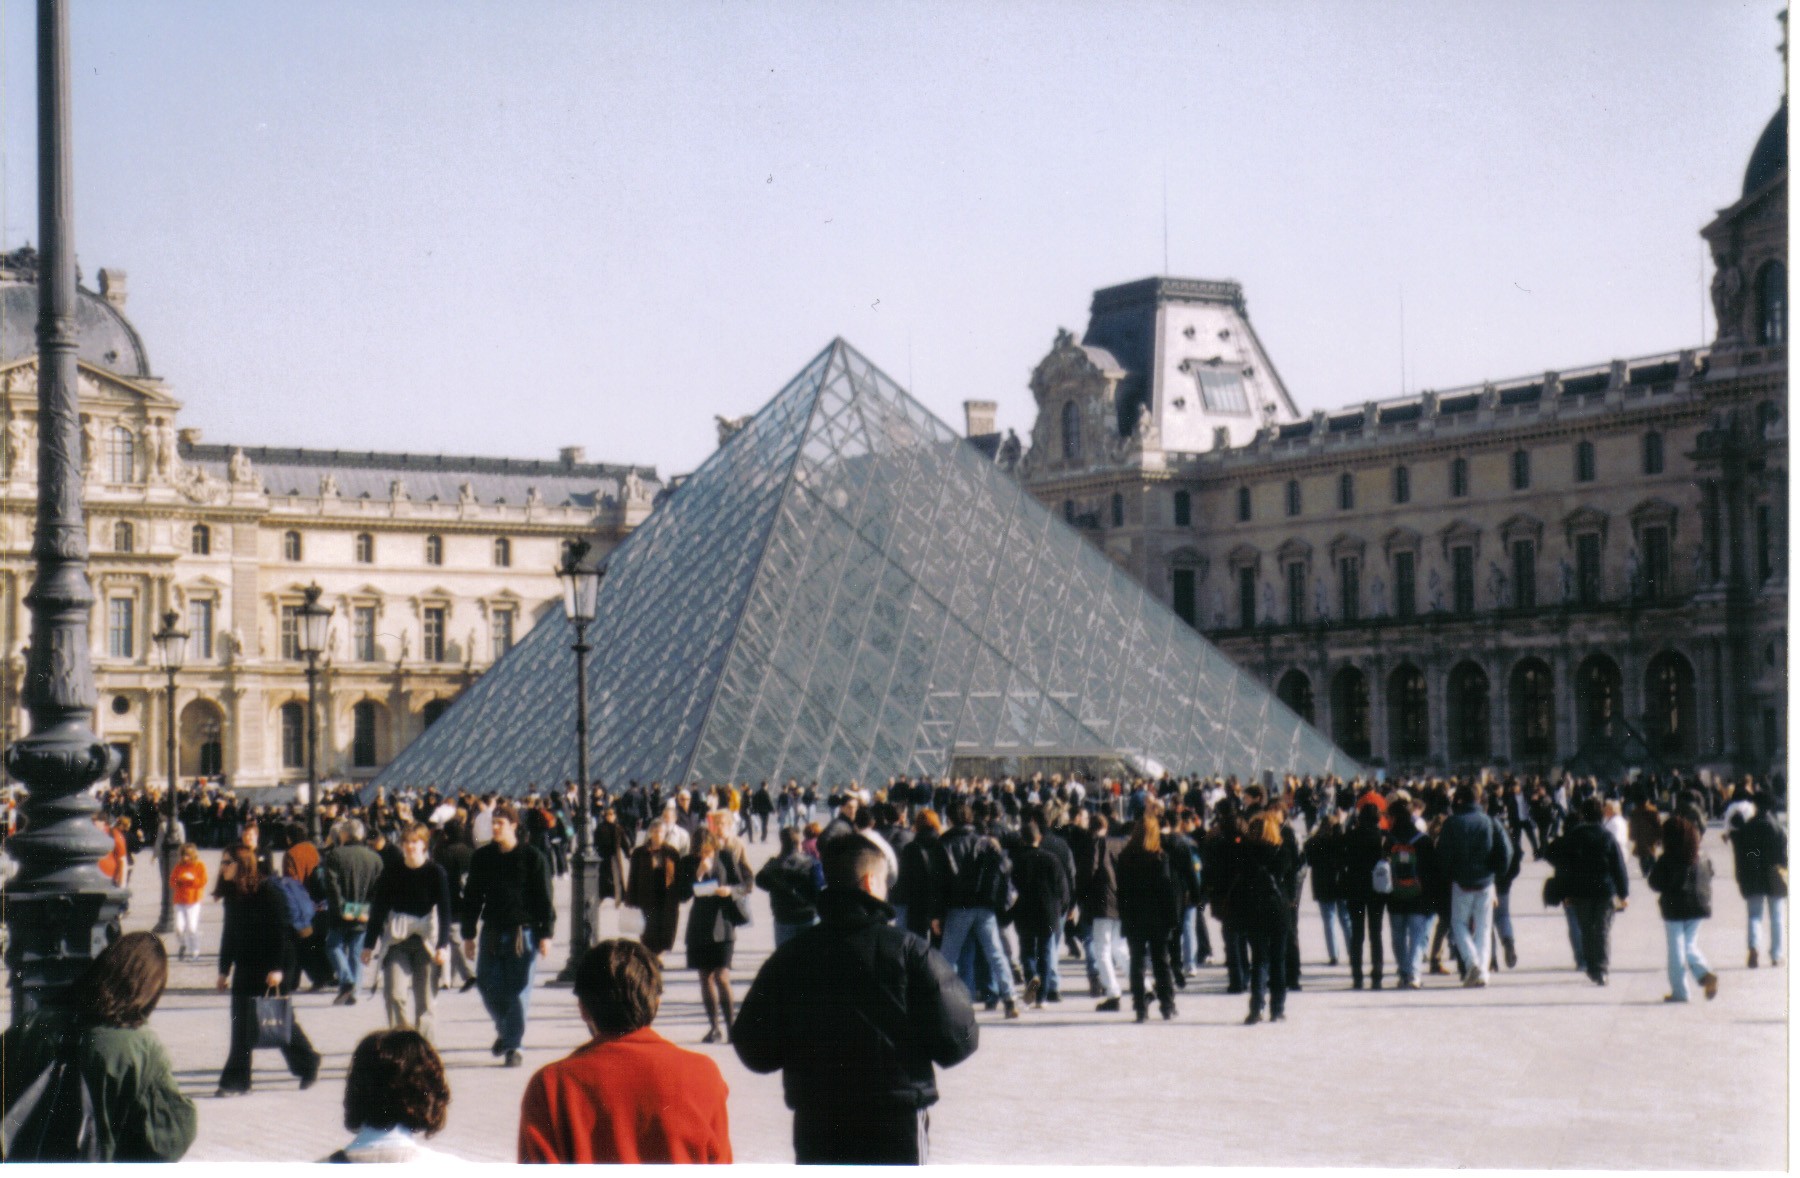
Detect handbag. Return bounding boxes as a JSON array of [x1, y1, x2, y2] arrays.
[[619, 906, 646, 937], [1542, 874, 1566, 908], [725, 893, 752, 928], [253, 991, 294, 1050], [0, 1031, 101, 1161]]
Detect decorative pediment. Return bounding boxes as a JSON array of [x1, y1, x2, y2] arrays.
[[1439, 519, 1482, 559], [1562, 505, 1610, 546], [1499, 513, 1544, 545], [0, 358, 177, 412], [1383, 526, 1422, 558], [1327, 533, 1366, 562], [1227, 543, 1261, 571], [1629, 497, 1678, 541], [1276, 537, 1312, 564]]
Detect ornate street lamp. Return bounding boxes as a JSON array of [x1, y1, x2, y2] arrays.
[[4, 0, 128, 1024], [296, 584, 333, 843], [149, 610, 187, 936], [555, 538, 605, 980]]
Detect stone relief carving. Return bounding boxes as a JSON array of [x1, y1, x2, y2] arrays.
[[6, 415, 34, 479], [390, 478, 409, 502], [173, 462, 228, 504], [458, 481, 478, 507], [1710, 254, 1745, 340], [1427, 567, 1444, 612], [319, 471, 340, 498], [143, 417, 169, 481], [227, 448, 256, 487], [81, 415, 102, 479], [1489, 562, 1508, 608]]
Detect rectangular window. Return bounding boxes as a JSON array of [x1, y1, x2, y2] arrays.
[[1285, 481, 1301, 517], [1511, 450, 1531, 490], [1338, 473, 1355, 511], [1394, 551, 1416, 619], [1576, 533, 1602, 605], [423, 606, 447, 662], [1452, 546, 1475, 615], [107, 597, 135, 659], [1393, 466, 1410, 504], [492, 607, 517, 656], [1642, 526, 1670, 600], [1644, 432, 1665, 476], [1110, 494, 1124, 528], [353, 605, 378, 662], [1166, 569, 1195, 626], [280, 605, 300, 661], [1238, 566, 1257, 629], [1286, 562, 1306, 625], [1237, 486, 1251, 522], [1173, 491, 1192, 528], [1511, 540, 1536, 609], [187, 599, 214, 662], [1339, 556, 1360, 622], [1196, 369, 1250, 414], [1451, 458, 1469, 498], [1756, 504, 1774, 583]]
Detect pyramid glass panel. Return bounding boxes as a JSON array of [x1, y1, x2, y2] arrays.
[[376, 339, 1356, 793]]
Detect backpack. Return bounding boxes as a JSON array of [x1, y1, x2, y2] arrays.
[[968, 839, 1015, 913], [1371, 858, 1394, 895], [0, 1032, 102, 1162], [1387, 838, 1423, 903], [270, 876, 316, 934]]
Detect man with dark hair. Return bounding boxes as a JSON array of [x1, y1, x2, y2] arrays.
[[1546, 796, 1630, 985], [734, 835, 979, 1165], [461, 802, 556, 1067], [517, 940, 731, 1163], [1437, 782, 1513, 988]]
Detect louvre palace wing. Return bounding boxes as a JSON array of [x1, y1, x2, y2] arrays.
[[374, 339, 1355, 793]]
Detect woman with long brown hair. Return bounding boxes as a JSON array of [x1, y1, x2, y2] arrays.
[[625, 822, 683, 959], [1648, 814, 1721, 1003], [1115, 810, 1181, 1022], [215, 845, 321, 1096], [677, 827, 753, 1043]]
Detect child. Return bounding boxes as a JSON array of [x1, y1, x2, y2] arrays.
[[171, 843, 208, 960]]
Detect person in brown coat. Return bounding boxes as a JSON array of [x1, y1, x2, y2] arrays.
[[626, 823, 683, 959]]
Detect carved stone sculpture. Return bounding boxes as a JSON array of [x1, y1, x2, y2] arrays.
[[5, 414, 33, 479], [227, 448, 255, 487]]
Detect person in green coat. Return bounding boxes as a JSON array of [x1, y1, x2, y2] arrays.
[[1, 931, 197, 1161]]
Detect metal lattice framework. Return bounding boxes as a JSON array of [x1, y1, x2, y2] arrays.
[[374, 339, 1355, 792]]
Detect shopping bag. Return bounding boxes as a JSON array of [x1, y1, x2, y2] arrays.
[[253, 993, 293, 1049], [619, 906, 646, 937]]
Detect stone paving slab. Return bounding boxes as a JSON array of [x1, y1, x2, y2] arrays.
[[6, 832, 1787, 1167]]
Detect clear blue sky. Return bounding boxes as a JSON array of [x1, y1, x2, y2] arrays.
[[0, 2, 1783, 477]]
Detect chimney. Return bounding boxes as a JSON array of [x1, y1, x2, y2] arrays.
[[963, 400, 997, 437], [98, 268, 126, 308], [558, 446, 586, 467]]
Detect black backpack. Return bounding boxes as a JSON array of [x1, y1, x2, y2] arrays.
[[0, 1031, 102, 1162]]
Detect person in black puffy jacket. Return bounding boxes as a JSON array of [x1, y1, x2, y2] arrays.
[[733, 836, 978, 1165], [1115, 814, 1181, 1022]]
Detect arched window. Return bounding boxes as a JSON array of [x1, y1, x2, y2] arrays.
[[282, 530, 302, 561], [1388, 664, 1429, 762], [1509, 658, 1556, 764], [1575, 653, 1623, 750], [1574, 440, 1596, 483], [1756, 260, 1786, 346], [1060, 401, 1081, 460], [1330, 666, 1370, 759], [1173, 490, 1192, 528], [1338, 472, 1355, 511], [1110, 493, 1124, 528], [112, 520, 134, 553], [1393, 465, 1410, 504], [1645, 651, 1696, 759], [107, 425, 136, 483], [191, 523, 211, 556], [1447, 661, 1491, 762], [425, 535, 443, 566], [279, 701, 306, 769], [1277, 670, 1314, 725], [1643, 431, 1664, 476], [1285, 479, 1302, 517], [1237, 486, 1252, 522], [354, 533, 374, 563], [352, 700, 380, 768], [493, 537, 512, 568], [1450, 457, 1470, 498]]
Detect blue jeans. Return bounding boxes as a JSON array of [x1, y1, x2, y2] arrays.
[[326, 923, 364, 989], [1746, 894, 1786, 961], [1178, 905, 1199, 973], [1494, 890, 1515, 946], [1563, 903, 1586, 971], [1018, 924, 1061, 999], [475, 926, 537, 1052], [1663, 918, 1712, 1001], [773, 917, 817, 949], [940, 907, 1016, 1002], [1450, 884, 1495, 982], [1389, 911, 1432, 983], [1316, 900, 1350, 962]]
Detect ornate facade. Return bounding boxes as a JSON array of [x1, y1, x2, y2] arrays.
[[0, 251, 660, 789], [1017, 103, 1787, 779]]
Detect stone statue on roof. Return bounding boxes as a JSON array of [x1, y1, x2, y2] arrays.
[[227, 448, 255, 487], [390, 477, 409, 502], [458, 481, 477, 507], [526, 485, 543, 510], [715, 415, 749, 447], [623, 470, 647, 502], [319, 471, 339, 498]]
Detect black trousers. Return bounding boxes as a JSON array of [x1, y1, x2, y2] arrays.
[[793, 1106, 928, 1165], [1347, 896, 1386, 985], [1246, 917, 1289, 1018], [219, 994, 319, 1092], [1223, 915, 1249, 991], [1126, 931, 1174, 1013], [1568, 895, 1615, 981]]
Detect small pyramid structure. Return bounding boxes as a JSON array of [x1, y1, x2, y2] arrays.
[[375, 339, 1356, 792]]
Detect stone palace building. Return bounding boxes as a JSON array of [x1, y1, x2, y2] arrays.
[[1010, 100, 1787, 780], [0, 250, 660, 789]]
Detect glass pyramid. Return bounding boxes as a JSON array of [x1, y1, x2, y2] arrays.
[[375, 339, 1355, 792]]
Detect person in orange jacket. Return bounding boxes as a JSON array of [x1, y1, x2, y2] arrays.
[[171, 843, 209, 960]]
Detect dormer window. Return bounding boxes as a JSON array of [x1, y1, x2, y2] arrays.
[[1060, 401, 1081, 461]]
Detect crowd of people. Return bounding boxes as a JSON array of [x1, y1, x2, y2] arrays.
[[0, 765, 1784, 1162]]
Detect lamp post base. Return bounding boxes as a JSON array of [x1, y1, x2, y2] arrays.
[[555, 848, 600, 983], [150, 830, 181, 934]]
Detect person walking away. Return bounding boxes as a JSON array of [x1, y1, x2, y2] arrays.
[[1232, 809, 1293, 1023], [214, 847, 321, 1096], [1729, 794, 1787, 967], [755, 827, 824, 948], [1436, 783, 1513, 988], [1647, 815, 1720, 1003], [1203, 802, 1248, 993], [1077, 812, 1126, 1010], [1008, 820, 1071, 1008], [1384, 795, 1436, 989], [1628, 802, 1663, 879], [734, 836, 978, 1165], [1492, 818, 1524, 970], [1114, 813, 1180, 1022], [0, 932, 196, 1161], [321, 820, 384, 1006], [676, 830, 753, 1043], [327, 1030, 458, 1162], [1303, 812, 1351, 967], [591, 804, 632, 935], [936, 803, 1021, 1019], [170, 843, 208, 961], [433, 817, 478, 993], [1341, 803, 1389, 989], [362, 823, 456, 1044], [891, 809, 948, 942], [518, 940, 731, 1163], [1545, 797, 1630, 985], [1165, 810, 1208, 984], [461, 803, 556, 1067]]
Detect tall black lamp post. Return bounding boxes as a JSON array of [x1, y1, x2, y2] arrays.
[[555, 539, 604, 980], [4, 0, 128, 1024], [149, 610, 187, 935], [296, 584, 333, 843]]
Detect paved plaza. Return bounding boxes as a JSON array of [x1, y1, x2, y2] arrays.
[[6, 830, 1787, 1167]]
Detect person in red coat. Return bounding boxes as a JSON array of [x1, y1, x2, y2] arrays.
[[517, 939, 731, 1164]]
